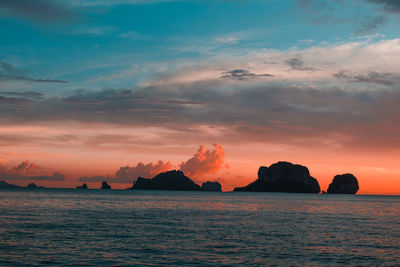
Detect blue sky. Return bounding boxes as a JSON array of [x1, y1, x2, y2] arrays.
[[1, 0, 399, 92]]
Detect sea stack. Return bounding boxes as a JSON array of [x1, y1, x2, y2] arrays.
[[234, 161, 320, 193], [101, 181, 111, 190], [130, 170, 201, 191], [327, 174, 359, 194], [201, 181, 222, 192]]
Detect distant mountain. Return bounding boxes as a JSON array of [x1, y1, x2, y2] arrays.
[[0, 180, 22, 189], [130, 170, 201, 191], [234, 161, 320, 193]]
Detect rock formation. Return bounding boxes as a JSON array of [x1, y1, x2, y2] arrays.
[[26, 183, 38, 189], [234, 161, 320, 193], [76, 183, 88, 189], [101, 181, 111, 190], [130, 170, 201, 191], [0, 180, 22, 189], [327, 174, 359, 194], [201, 181, 222, 191]]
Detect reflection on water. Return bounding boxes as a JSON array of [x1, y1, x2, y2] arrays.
[[0, 189, 399, 266]]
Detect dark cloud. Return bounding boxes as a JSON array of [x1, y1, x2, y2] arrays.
[[354, 15, 386, 35], [1, 77, 400, 150], [285, 58, 313, 71], [333, 70, 398, 86], [179, 144, 225, 178], [79, 160, 172, 183], [0, 61, 68, 84], [0, 91, 44, 98], [0, 160, 66, 181], [364, 0, 400, 13], [221, 69, 273, 80], [0, 0, 75, 22], [298, 0, 389, 33]]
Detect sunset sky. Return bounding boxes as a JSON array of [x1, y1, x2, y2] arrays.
[[1, 0, 400, 194]]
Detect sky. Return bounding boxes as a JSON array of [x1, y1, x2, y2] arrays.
[[1, 0, 400, 193]]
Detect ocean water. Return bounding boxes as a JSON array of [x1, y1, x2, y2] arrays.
[[0, 189, 399, 266]]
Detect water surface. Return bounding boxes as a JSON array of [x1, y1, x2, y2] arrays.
[[0, 189, 399, 266]]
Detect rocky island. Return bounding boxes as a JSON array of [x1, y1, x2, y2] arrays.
[[234, 161, 320, 193], [27, 183, 38, 189], [327, 174, 359, 194], [76, 183, 88, 189], [201, 181, 222, 191], [101, 181, 111, 190], [130, 170, 201, 191], [0, 180, 22, 189]]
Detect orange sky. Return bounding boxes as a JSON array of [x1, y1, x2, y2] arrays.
[[1, 123, 399, 194]]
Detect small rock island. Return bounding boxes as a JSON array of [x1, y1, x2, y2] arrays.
[[27, 183, 38, 189], [201, 181, 222, 192], [234, 161, 321, 193], [76, 183, 88, 189], [101, 181, 111, 190], [130, 170, 201, 191], [327, 173, 359, 194]]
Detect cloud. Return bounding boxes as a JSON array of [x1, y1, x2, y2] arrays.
[[0, 61, 68, 83], [333, 70, 398, 86], [79, 144, 226, 183], [67, 0, 180, 7], [354, 15, 386, 35], [0, 0, 75, 22], [179, 144, 225, 177], [0, 160, 66, 181], [2, 39, 400, 152], [221, 69, 273, 80], [115, 161, 172, 180], [79, 160, 172, 183], [364, 0, 400, 13], [285, 58, 313, 71]]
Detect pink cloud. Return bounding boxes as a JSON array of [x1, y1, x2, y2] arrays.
[[115, 160, 172, 180], [79, 160, 172, 183], [179, 143, 225, 177], [0, 160, 65, 181]]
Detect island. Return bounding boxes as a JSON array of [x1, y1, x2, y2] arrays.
[[76, 183, 88, 189], [0, 180, 22, 189], [27, 183, 38, 189], [130, 170, 201, 191], [101, 181, 111, 190], [327, 173, 359, 194], [234, 161, 321, 193], [201, 181, 222, 191]]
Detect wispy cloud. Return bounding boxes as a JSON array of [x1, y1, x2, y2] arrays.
[[0, 61, 68, 83], [0, 0, 76, 22]]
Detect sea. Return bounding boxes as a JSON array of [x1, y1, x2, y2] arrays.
[[0, 189, 399, 266]]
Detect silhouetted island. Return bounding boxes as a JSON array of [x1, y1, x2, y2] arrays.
[[101, 181, 111, 190], [202, 181, 222, 191], [26, 183, 38, 189], [130, 170, 201, 191], [234, 161, 320, 193], [0, 180, 22, 189], [76, 183, 88, 189], [327, 174, 359, 194]]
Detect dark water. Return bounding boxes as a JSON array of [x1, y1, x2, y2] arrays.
[[0, 189, 399, 266]]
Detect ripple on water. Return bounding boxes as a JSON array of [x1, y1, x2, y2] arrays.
[[0, 190, 399, 266]]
